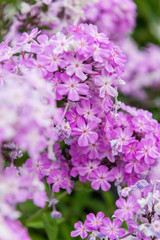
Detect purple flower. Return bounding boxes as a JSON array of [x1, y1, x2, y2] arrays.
[[47, 169, 67, 192], [66, 54, 92, 81], [94, 70, 118, 98], [88, 165, 115, 191], [37, 45, 68, 72], [124, 140, 138, 160], [86, 24, 109, 44], [78, 159, 101, 177], [100, 218, 125, 240], [66, 107, 81, 127], [76, 100, 101, 123], [51, 32, 70, 54], [26, 152, 51, 178], [71, 118, 98, 147], [132, 115, 151, 133], [136, 138, 158, 165], [124, 156, 144, 174], [31, 34, 49, 53], [74, 34, 94, 57], [19, 28, 40, 45], [57, 73, 89, 101], [71, 221, 90, 239], [85, 212, 105, 230], [114, 196, 140, 221]]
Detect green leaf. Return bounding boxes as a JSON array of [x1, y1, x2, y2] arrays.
[[41, 212, 58, 240], [26, 218, 44, 229]]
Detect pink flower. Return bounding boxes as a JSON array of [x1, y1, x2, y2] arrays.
[[86, 24, 109, 44], [66, 107, 81, 127], [66, 54, 92, 81], [100, 218, 125, 240], [124, 156, 144, 174], [85, 212, 105, 230], [19, 28, 40, 45], [132, 115, 151, 133], [57, 73, 89, 101], [31, 34, 49, 53], [47, 169, 67, 192], [71, 118, 98, 147], [71, 221, 90, 239], [124, 140, 138, 160], [37, 45, 68, 72], [76, 100, 101, 123], [75, 34, 94, 57], [88, 165, 115, 191], [51, 32, 70, 54], [94, 69, 118, 98], [114, 196, 140, 221], [26, 153, 51, 179], [136, 138, 158, 165], [78, 159, 101, 177]]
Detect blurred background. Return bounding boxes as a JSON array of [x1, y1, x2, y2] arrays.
[[0, 0, 160, 239]]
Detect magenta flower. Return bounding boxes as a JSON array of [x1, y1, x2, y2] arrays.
[[86, 24, 109, 44], [94, 69, 118, 98], [0, 42, 19, 62], [71, 118, 98, 147], [76, 100, 101, 123], [51, 32, 70, 54], [31, 34, 49, 53], [100, 218, 125, 240], [124, 140, 138, 160], [78, 159, 101, 177], [132, 115, 151, 133], [66, 54, 92, 81], [19, 28, 40, 45], [37, 45, 68, 72], [71, 221, 90, 239], [75, 34, 94, 57], [47, 169, 67, 192], [82, 140, 104, 159], [136, 138, 158, 165], [93, 43, 106, 63], [57, 73, 89, 101], [124, 156, 144, 174], [66, 107, 81, 127], [86, 212, 105, 230], [114, 196, 140, 221], [88, 165, 115, 191], [26, 153, 51, 179]]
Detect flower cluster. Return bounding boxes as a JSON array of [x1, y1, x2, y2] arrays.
[[69, 102, 160, 191], [84, 0, 137, 40], [0, 67, 57, 160], [71, 212, 125, 240], [4, 0, 136, 44], [120, 39, 160, 100], [0, 165, 46, 240], [72, 178, 160, 239], [0, 23, 126, 239]]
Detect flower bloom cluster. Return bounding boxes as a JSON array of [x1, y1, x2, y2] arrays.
[[0, 166, 47, 240], [0, 23, 126, 239], [72, 178, 160, 239], [120, 39, 160, 100], [0, 67, 58, 160], [84, 0, 137, 40], [4, 0, 160, 103], [4, 0, 136, 44]]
